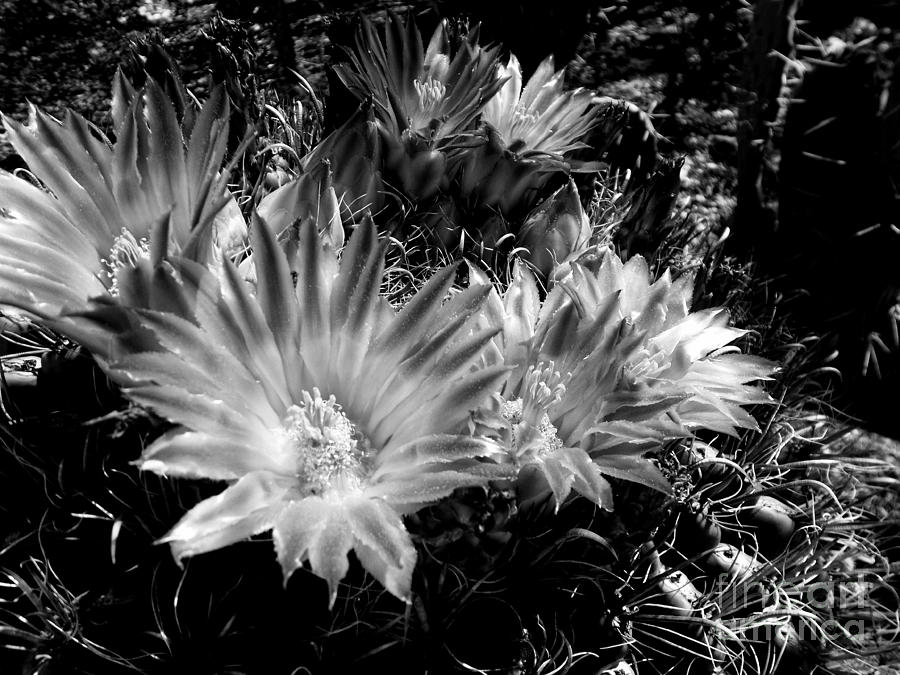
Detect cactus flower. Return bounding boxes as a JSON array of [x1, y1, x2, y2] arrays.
[[331, 14, 503, 204], [458, 53, 599, 214], [107, 215, 511, 606], [471, 252, 777, 509], [334, 14, 502, 144], [0, 80, 245, 356], [483, 54, 597, 160]]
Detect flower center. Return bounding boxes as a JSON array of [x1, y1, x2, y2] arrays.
[[413, 77, 447, 117], [283, 388, 367, 496], [512, 107, 540, 133], [521, 362, 566, 420], [501, 363, 567, 461], [624, 347, 669, 384], [501, 398, 564, 461], [101, 228, 150, 296]]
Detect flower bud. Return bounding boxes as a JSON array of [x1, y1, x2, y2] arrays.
[[518, 178, 591, 278], [400, 148, 446, 201], [318, 168, 344, 249]]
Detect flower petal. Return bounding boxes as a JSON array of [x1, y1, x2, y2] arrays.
[[138, 428, 287, 481], [251, 211, 301, 361], [538, 454, 575, 510], [2, 111, 117, 247], [307, 508, 355, 608], [369, 326, 503, 444], [501, 261, 540, 390], [381, 365, 510, 448], [143, 81, 191, 233], [590, 453, 672, 495], [160, 471, 290, 563], [555, 447, 614, 509], [124, 384, 271, 447], [374, 434, 503, 479], [354, 540, 415, 604], [0, 172, 100, 263], [366, 465, 506, 511], [345, 497, 417, 602], [271, 497, 331, 584]]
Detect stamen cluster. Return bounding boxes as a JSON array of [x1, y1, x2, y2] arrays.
[[414, 77, 447, 117], [501, 364, 568, 461], [101, 229, 151, 296], [284, 389, 366, 496]]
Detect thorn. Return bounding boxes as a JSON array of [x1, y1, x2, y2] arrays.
[[801, 151, 846, 166]]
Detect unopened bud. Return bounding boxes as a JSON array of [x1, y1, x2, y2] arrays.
[[518, 179, 591, 278]]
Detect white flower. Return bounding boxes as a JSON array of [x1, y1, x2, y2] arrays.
[[482, 54, 597, 159], [0, 82, 245, 356], [109, 215, 512, 606], [472, 252, 776, 509]]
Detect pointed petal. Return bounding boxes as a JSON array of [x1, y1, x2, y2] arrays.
[[0, 163, 108, 261], [218, 259, 295, 412], [373, 434, 502, 478], [306, 506, 354, 608], [122, 308, 278, 425], [379, 365, 510, 448], [591, 453, 672, 494], [138, 428, 287, 480], [251, 211, 300, 352], [2, 111, 115, 245], [345, 496, 416, 598], [368, 263, 458, 361], [271, 497, 331, 584], [144, 81, 191, 229], [124, 384, 271, 446], [328, 215, 386, 381], [354, 539, 415, 604], [366, 466, 500, 509], [538, 454, 575, 509], [555, 447, 614, 509], [111, 67, 137, 130], [519, 56, 556, 111], [160, 471, 290, 562]]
